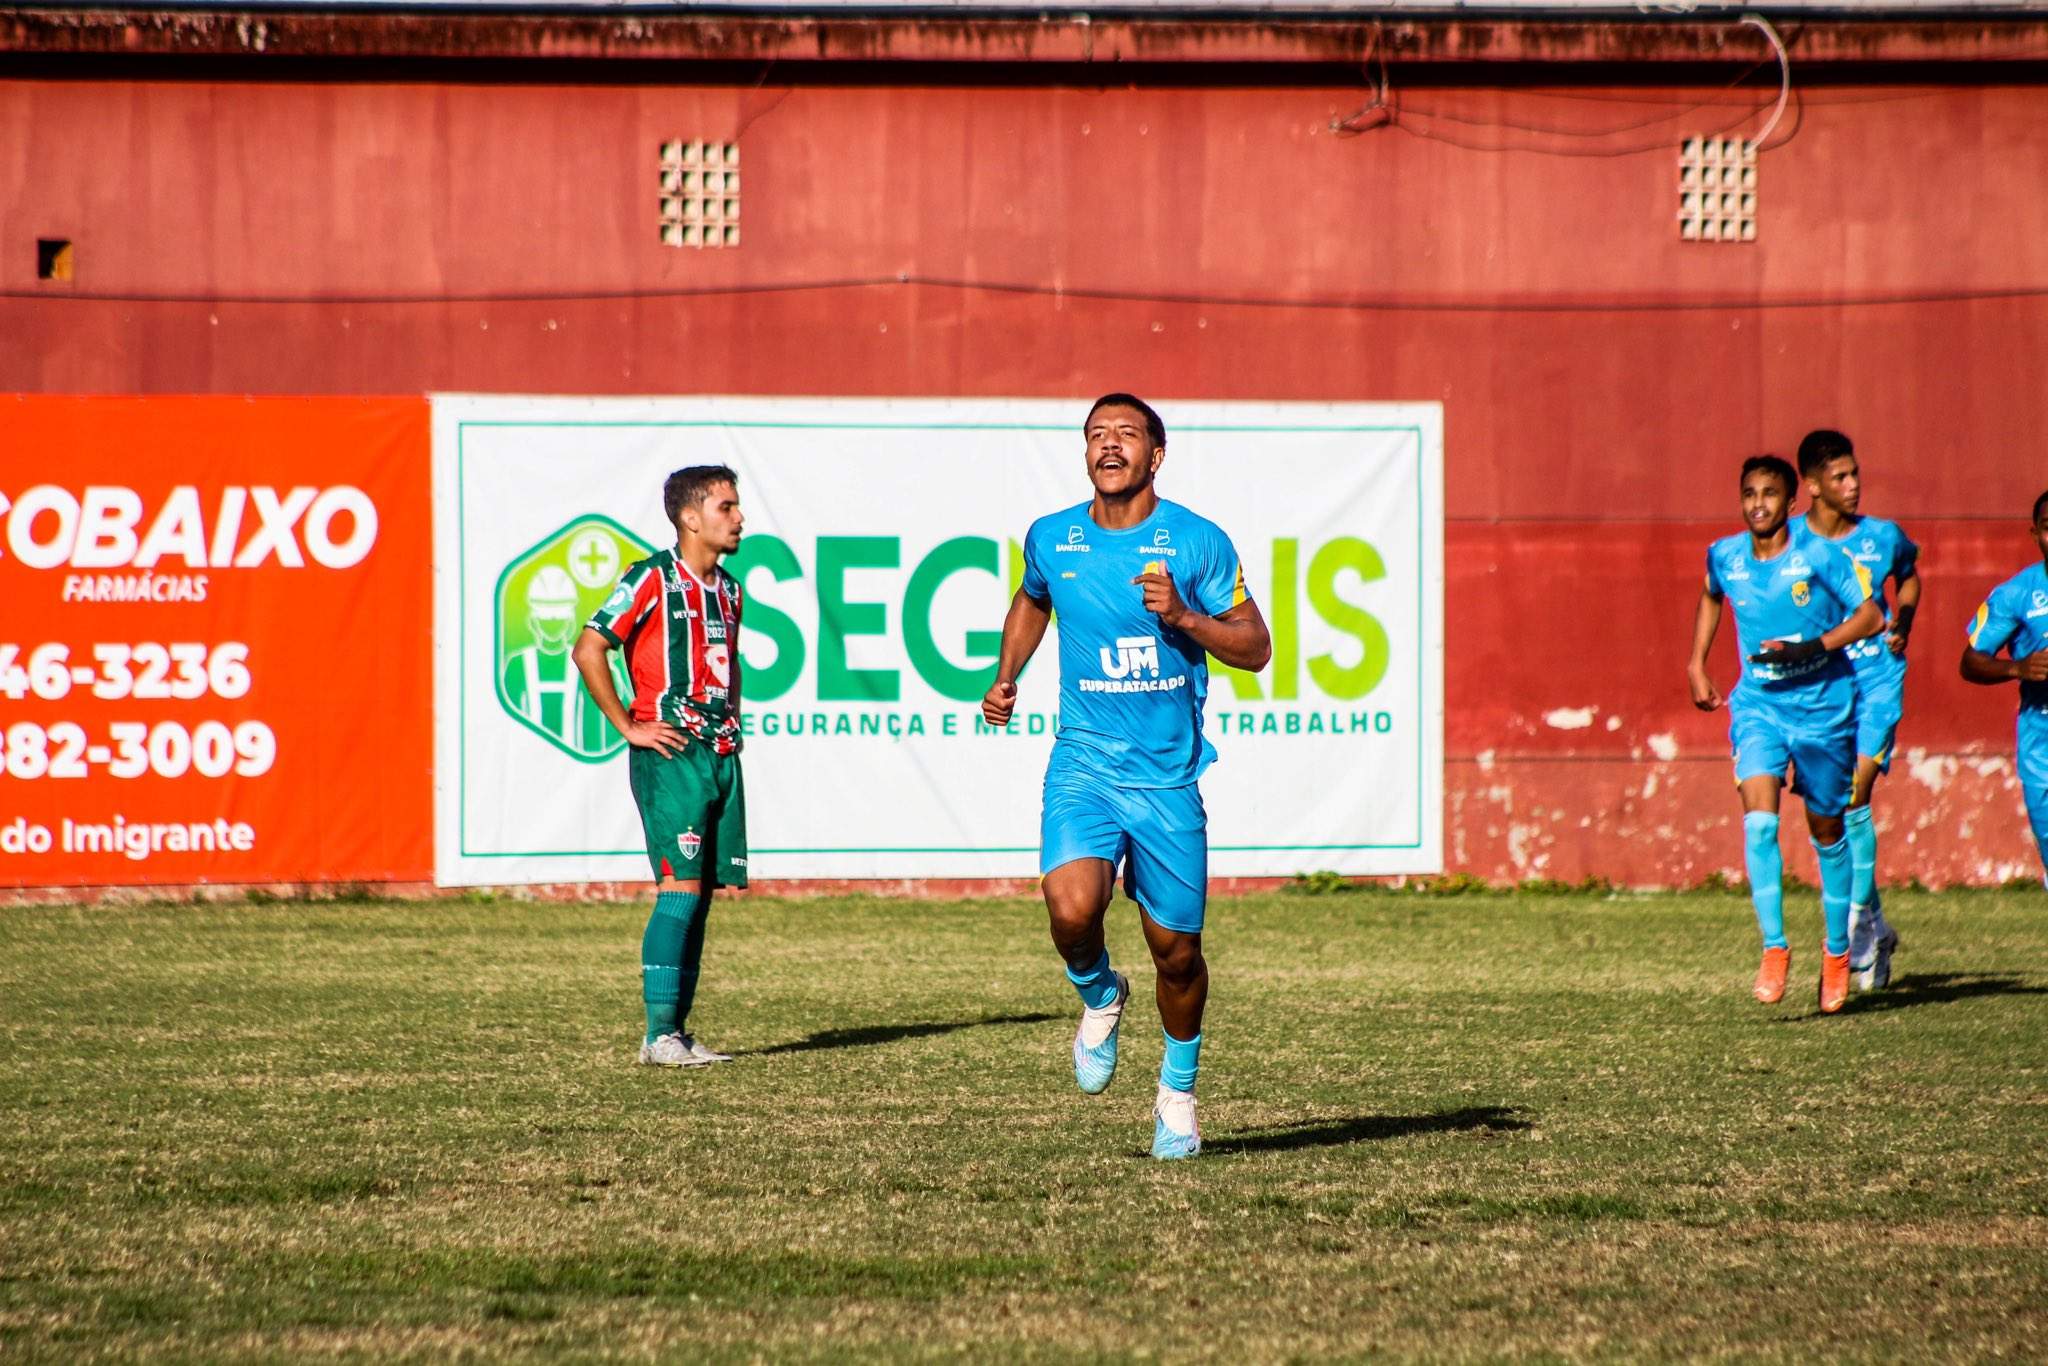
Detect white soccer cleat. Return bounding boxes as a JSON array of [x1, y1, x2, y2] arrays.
[[637, 1032, 711, 1067], [1847, 903, 1875, 972], [1853, 924, 1900, 992], [681, 1034, 732, 1064], [1072, 972, 1130, 1095], [1152, 1084, 1201, 1160]]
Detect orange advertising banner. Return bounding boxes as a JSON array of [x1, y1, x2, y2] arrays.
[[0, 397, 433, 887]]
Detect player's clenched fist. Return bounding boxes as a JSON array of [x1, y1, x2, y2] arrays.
[[1686, 661, 1723, 712], [982, 678, 1018, 727]]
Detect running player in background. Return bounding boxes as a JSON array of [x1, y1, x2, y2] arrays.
[[1798, 429, 1920, 990], [575, 466, 749, 1068], [982, 394, 1271, 1159], [1960, 489, 2048, 886], [1688, 455, 1882, 1013]]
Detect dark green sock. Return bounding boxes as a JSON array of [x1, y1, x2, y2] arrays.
[[641, 891, 696, 1043], [675, 891, 713, 1029]]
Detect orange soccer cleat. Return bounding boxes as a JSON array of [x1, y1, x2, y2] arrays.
[[1819, 948, 1852, 1014], [1753, 946, 1791, 1004]]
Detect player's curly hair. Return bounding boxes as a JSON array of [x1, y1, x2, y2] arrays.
[[2033, 488, 2048, 524], [663, 465, 739, 527], [1741, 454, 1798, 498], [1085, 393, 1165, 450], [1796, 429, 1853, 477]]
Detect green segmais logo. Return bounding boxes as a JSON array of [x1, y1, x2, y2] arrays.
[[494, 515, 653, 761], [725, 533, 1395, 704]]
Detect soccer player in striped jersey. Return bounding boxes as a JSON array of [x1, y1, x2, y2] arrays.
[[574, 465, 748, 1068], [1798, 429, 1921, 990], [1960, 490, 2048, 886], [1688, 455, 1882, 1013]]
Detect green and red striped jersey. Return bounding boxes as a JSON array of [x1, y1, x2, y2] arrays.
[[587, 548, 743, 753]]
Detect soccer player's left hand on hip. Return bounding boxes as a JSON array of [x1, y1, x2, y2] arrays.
[[1133, 567, 1188, 627], [1749, 638, 1826, 667]]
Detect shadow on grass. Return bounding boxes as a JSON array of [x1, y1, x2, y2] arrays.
[[1207, 1105, 1532, 1156], [1846, 972, 2048, 1014], [1770, 972, 2048, 1022], [746, 1013, 1060, 1056]]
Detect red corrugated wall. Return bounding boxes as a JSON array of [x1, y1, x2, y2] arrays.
[[4, 60, 2045, 884]]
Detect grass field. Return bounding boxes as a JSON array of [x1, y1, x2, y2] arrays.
[[2, 888, 2045, 1361]]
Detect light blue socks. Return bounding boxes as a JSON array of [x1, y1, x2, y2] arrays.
[[1812, 836, 1853, 956], [1065, 946, 1120, 1010], [1160, 1030, 1202, 1094], [1845, 803, 1880, 921], [1743, 812, 1787, 949]]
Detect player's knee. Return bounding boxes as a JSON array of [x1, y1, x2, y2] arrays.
[[1151, 935, 1205, 986], [1045, 896, 1104, 946]]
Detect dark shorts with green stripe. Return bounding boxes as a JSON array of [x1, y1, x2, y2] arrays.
[[627, 742, 748, 888]]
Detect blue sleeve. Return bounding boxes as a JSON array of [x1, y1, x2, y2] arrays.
[[1820, 541, 1869, 618], [1703, 546, 1726, 601], [1019, 523, 1048, 602], [1892, 525, 1920, 581], [1970, 587, 2021, 656], [1191, 527, 1249, 617]]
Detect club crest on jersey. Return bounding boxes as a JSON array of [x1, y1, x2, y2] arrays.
[[1791, 581, 1811, 607], [678, 829, 702, 860]]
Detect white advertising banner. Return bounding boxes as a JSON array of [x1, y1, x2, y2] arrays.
[[431, 396, 1442, 885]]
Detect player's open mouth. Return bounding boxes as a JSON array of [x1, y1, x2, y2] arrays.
[[1098, 456, 1126, 470]]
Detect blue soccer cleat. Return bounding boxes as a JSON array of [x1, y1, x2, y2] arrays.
[[1151, 1085, 1201, 1160], [1071, 971, 1129, 1094]]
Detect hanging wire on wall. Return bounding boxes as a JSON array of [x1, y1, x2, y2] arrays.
[[1332, 12, 1795, 158]]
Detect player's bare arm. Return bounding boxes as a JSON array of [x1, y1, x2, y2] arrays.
[[982, 587, 1052, 726], [1686, 580, 1724, 711], [1131, 570, 1272, 672], [1888, 568, 1921, 655], [1752, 597, 1882, 664], [1961, 645, 2048, 686], [573, 626, 687, 755]]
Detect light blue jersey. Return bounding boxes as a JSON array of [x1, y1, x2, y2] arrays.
[[1705, 523, 1870, 719], [1969, 562, 2048, 714], [1810, 514, 1918, 687], [1021, 498, 1250, 790], [1968, 561, 2048, 880]]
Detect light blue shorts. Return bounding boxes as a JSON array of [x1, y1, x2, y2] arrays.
[[1731, 703, 1856, 818], [2019, 710, 2048, 852], [1041, 768, 1208, 934], [1853, 674, 1905, 771]]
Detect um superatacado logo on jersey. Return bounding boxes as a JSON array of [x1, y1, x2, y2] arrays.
[[494, 514, 654, 762]]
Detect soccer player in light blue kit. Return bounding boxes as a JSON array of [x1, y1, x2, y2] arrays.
[[982, 394, 1271, 1159], [1960, 489, 2048, 885], [1688, 455, 1881, 1012], [1798, 429, 1921, 990]]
